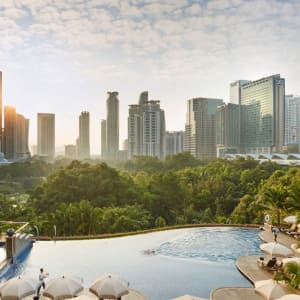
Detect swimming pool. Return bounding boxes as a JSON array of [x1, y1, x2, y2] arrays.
[[0, 227, 261, 300]]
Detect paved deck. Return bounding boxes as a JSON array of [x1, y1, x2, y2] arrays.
[[210, 228, 300, 300], [236, 255, 272, 283], [210, 287, 264, 300], [259, 230, 298, 247]]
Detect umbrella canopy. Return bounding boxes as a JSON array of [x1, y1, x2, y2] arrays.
[[276, 294, 300, 300], [65, 295, 97, 300], [43, 276, 83, 300], [171, 295, 208, 300], [254, 279, 286, 300], [89, 274, 129, 299], [283, 216, 297, 224], [276, 295, 300, 300], [0, 276, 40, 300], [282, 257, 300, 266], [260, 242, 294, 257]]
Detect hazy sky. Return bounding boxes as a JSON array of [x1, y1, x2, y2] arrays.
[[1, 0, 300, 154]]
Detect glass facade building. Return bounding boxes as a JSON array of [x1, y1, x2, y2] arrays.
[[285, 95, 300, 150], [240, 74, 285, 154], [216, 103, 240, 157]]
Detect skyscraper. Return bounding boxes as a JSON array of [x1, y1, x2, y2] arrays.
[[216, 103, 240, 157], [101, 119, 107, 159], [128, 104, 142, 157], [78, 111, 90, 159], [106, 92, 119, 160], [128, 91, 166, 159], [37, 113, 55, 158], [284, 94, 300, 151], [184, 97, 223, 159], [240, 74, 285, 154], [3, 106, 17, 160], [230, 80, 251, 104], [164, 131, 184, 157], [16, 114, 30, 159]]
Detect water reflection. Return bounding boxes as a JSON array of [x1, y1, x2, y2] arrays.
[[0, 227, 261, 300]]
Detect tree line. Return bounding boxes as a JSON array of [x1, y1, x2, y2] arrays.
[[0, 153, 299, 236]]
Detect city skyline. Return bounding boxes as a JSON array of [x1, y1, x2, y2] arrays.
[[1, 0, 300, 154]]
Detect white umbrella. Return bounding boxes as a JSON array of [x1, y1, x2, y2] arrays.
[[260, 242, 294, 257], [276, 295, 300, 300], [43, 276, 83, 300], [89, 274, 129, 299], [171, 295, 208, 300], [65, 295, 97, 300], [0, 276, 40, 300], [282, 257, 300, 266], [254, 279, 286, 300], [283, 216, 297, 224]]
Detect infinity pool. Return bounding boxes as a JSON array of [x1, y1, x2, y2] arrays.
[[1, 227, 261, 300]]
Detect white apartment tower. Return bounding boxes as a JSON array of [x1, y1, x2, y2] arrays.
[[128, 91, 165, 159], [285, 95, 300, 149]]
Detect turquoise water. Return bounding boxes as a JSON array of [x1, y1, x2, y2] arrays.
[[0, 227, 261, 300]]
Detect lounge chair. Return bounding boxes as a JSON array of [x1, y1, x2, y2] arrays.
[[287, 225, 300, 237], [280, 223, 297, 233], [257, 257, 282, 270]]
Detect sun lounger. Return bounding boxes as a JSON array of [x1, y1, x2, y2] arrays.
[[287, 226, 300, 237], [280, 223, 297, 233], [257, 257, 282, 271]]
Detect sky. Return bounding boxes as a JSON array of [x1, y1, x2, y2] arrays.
[[1, 0, 300, 154]]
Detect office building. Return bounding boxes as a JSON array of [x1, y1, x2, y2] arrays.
[[164, 131, 184, 157], [184, 97, 223, 159], [101, 119, 107, 159], [216, 103, 240, 157], [128, 91, 165, 159], [3, 106, 17, 160], [78, 111, 90, 159], [240, 74, 285, 154], [65, 144, 77, 159], [128, 104, 142, 157], [284, 94, 300, 152], [106, 91, 119, 159], [16, 113, 30, 159], [37, 113, 55, 158], [230, 80, 250, 104]]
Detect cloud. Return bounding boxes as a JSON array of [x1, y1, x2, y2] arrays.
[[1, 0, 300, 88]]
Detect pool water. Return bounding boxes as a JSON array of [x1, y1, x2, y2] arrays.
[[0, 227, 261, 300]]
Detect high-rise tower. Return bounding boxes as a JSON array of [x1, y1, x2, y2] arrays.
[[37, 113, 55, 158], [3, 106, 17, 160], [128, 91, 165, 159], [101, 119, 107, 159], [284, 94, 300, 152], [106, 91, 119, 159], [16, 114, 30, 159], [78, 111, 90, 159], [184, 97, 223, 159], [240, 74, 285, 154]]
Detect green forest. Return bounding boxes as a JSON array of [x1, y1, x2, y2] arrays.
[[0, 153, 299, 237]]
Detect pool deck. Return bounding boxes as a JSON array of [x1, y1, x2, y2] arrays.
[[210, 228, 300, 300], [210, 287, 264, 300]]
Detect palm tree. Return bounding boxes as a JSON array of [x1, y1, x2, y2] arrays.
[[273, 262, 300, 289], [257, 185, 289, 226]]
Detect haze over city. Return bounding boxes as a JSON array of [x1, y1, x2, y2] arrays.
[[1, 0, 300, 154]]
